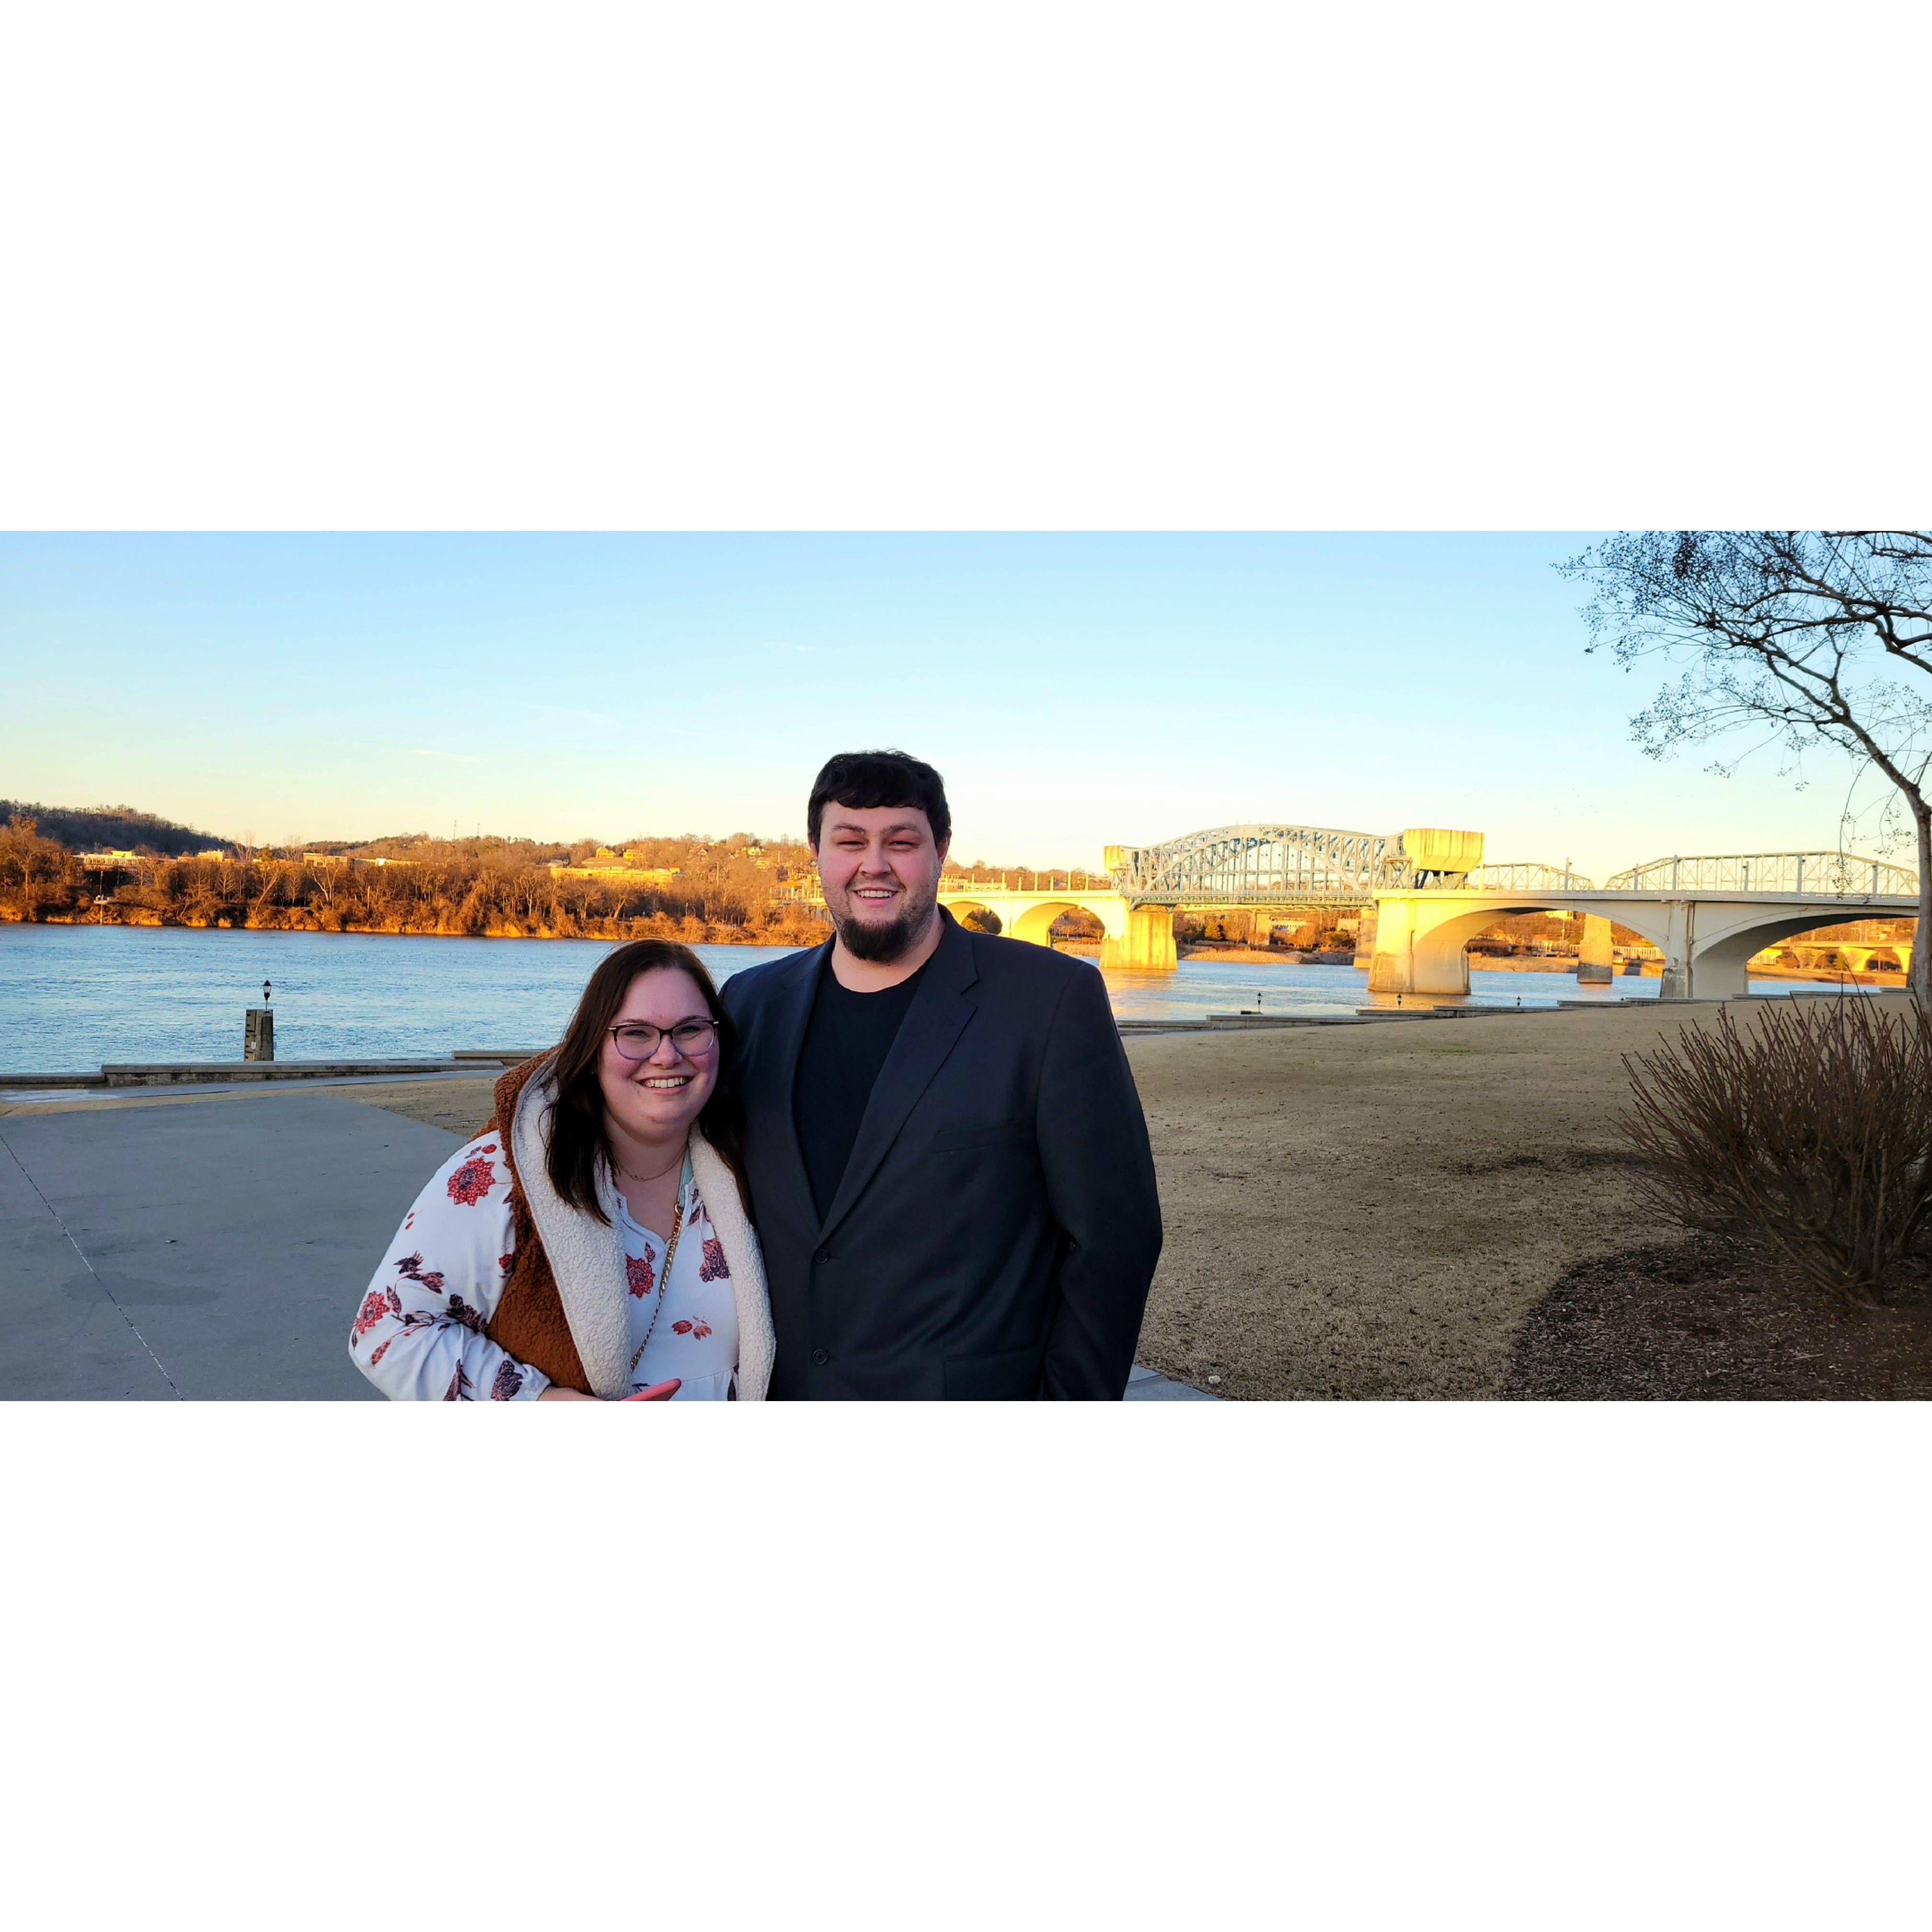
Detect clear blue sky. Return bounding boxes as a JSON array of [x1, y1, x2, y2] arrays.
[[0, 533, 1883, 877]]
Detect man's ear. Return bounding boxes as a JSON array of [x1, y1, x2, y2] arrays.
[[935, 836, 952, 870]]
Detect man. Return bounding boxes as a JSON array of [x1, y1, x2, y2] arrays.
[[722, 748, 1163, 1399]]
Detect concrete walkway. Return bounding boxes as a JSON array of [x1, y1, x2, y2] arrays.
[[0, 1084, 1214, 1401], [1123, 1364, 1218, 1401], [0, 1091, 448, 1399]]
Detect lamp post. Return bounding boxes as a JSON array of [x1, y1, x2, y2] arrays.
[[247, 981, 275, 1061]]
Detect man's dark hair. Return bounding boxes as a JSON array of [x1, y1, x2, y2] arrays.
[[806, 749, 951, 849]]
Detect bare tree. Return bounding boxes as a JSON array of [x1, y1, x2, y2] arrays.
[[1561, 531, 1932, 1002]]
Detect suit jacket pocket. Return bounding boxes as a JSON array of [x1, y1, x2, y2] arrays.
[[943, 1341, 1046, 1400], [931, 1118, 1030, 1152]]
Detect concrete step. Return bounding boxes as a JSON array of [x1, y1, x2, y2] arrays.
[[96, 1058, 505, 1088]]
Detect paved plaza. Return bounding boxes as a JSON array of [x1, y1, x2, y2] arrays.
[[0, 1079, 1210, 1401]]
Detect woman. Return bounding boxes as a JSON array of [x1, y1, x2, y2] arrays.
[[349, 940, 774, 1401]]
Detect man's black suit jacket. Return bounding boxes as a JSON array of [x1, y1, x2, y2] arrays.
[[721, 911, 1162, 1399]]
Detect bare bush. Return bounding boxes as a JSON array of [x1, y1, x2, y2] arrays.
[[1623, 998, 1932, 1303]]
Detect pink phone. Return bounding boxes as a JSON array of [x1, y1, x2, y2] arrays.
[[623, 1379, 682, 1402]]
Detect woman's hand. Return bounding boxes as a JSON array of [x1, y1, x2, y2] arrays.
[[538, 1380, 681, 1402]]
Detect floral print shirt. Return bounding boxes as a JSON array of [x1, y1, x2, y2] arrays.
[[349, 1133, 739, 1402], [615, 1170, 739, 1402]]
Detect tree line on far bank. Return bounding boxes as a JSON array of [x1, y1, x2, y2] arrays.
[[0, 820, 839, 946]]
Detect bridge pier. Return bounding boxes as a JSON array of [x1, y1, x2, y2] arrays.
[[1576, 914, 1614, 985], [1351, 907, 1378, 971], [1656, 899, 1750, 1000], [1364, 896, 1470, 995], [1100, 904, 1178, 971]]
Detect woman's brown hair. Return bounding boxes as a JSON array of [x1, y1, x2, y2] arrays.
[[542, 940, 750, 1222]]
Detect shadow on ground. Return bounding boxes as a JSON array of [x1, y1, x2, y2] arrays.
[[1503, 1232, 1932, 1400]]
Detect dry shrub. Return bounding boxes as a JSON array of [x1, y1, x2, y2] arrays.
[[1622, 997, 1932, 1303]]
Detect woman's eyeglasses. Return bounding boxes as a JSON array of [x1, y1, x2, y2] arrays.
[[608, 1018, 719, 1060]]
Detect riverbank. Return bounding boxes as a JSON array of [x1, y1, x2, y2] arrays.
[[0, 905, 829, 946], [1179, 940, 1909, 989], [1748, 959, 1907, 986]]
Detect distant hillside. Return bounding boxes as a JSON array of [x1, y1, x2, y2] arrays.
[[0, 800, 237, 858]]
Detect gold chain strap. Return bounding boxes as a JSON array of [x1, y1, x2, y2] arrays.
[[627, 1155, 692, 1378]]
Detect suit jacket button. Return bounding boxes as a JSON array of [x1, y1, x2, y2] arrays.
[[811, 1348, 829, 1367], [816, 1252, 833, 1265]]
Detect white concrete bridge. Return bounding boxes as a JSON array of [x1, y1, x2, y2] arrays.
[[925, 828, 1922, 999], [937, 881, 1181, 969], [1368, 851, 1920, 1000]]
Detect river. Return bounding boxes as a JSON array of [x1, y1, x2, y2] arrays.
[[0, 923, 1862, 1075]]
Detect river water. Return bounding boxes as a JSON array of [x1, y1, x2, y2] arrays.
[[0, 923, 1862, 1075]]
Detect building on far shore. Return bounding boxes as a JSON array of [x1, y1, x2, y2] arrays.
[[548, 850, 685, 884]]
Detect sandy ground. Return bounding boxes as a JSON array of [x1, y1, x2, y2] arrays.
[[1127, 993, 1918, 1398], [1120, 1008, 1700, 1399], [347, 1077, 502, 1138], [345, 1002, 1822, 1400]]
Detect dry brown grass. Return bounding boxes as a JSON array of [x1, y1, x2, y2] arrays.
[[1121, 1003, 1891, 1399]]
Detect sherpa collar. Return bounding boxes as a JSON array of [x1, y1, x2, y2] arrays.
[[511, 1063, 633, 1398]]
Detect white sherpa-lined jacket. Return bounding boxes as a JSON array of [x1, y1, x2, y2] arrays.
[[349, 1065, 775, 1401]]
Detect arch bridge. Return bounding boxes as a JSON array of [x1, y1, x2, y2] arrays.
[[1370, 849, 1920, 1000], [935, 827, 1921, 997], [939, 823, 1453, 970]]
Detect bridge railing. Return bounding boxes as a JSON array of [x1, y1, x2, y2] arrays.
[[804, 848, 1923, 908], [1601, 852, 1919, 897], [943, 862, 1605, 901], [1460, 862, 1599, 888], [788, 872, 1123, 904], [939, 871, 1118, 896], [1405, 862, 1598, 893]]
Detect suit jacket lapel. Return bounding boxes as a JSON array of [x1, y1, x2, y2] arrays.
[[816, 915, 979, 1245], [766, 938, 830, 1231]]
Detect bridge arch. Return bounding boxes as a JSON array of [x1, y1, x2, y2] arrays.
[[1004, 898, 1088, 947], [942, 895, 1002, 934], [1691, 911, 1915, 992], [1403, 900, 1676, 993]]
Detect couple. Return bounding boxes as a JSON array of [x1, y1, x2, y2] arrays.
[[349, 750, 1163, 1401]]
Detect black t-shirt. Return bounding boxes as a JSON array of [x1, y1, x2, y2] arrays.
[[794, 955, 929, 1219]]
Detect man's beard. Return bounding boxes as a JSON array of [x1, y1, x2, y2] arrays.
[[834, 881, 938, 962]]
